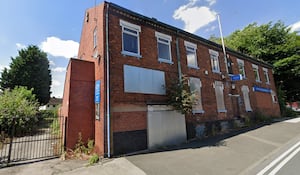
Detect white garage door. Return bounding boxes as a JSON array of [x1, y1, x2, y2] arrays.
[[147, 105, 187, 149]]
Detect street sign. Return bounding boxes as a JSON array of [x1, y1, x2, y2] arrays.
[[230, 74, 243, 81], [253, 86, 271, 93], [95, 80, 101, 103]]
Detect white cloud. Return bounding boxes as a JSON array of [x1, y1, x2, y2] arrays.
[[173, 0, 217, 33], [16, 43, 26, 49], [206, 0, 216, 6], [41, 36, 79, 59], [52, 67, 66, 73], [205, 25, 216, 32], [49, 60, 55, 66], [0, 64, 9, 72], [290, 21, 300, 32], [52, 79, 61, 87]]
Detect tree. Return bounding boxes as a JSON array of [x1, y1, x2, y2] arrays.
[[0, 45, 52, 104], [0, 86, 39, 135], [210, 21, 300, 102]]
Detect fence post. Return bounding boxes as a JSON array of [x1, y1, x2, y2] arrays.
[[7, 117, 16, 164]]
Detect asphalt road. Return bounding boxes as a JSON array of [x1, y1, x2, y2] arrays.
[[126, 118, 300, 175]]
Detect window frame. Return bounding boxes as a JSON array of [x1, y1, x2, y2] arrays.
[[155, 31, 173, 64], [189, 77, 204, 114], [252, 64, 261, 82], [120, 20, 141, 58], [237, 59, 246, 78], [263, 67, 270, 84], [214, 81, 227, 113], [209, 49, 220, 73], [184, 41, 199, 69]]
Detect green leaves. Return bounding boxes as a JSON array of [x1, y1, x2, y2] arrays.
[[0, 86, 39, 135], [166, 75, 196, 115], [0, 45, 52, 104]]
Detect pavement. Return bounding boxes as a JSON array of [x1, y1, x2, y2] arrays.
[[1, 117, 300, 175]]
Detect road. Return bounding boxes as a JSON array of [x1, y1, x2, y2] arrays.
[[126, 117, 300, 175]]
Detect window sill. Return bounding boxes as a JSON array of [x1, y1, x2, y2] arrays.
[[212, 71, 221, 74], [158, 58, 173, 64], [255, 80, 262, 83], [121, 51, 142, 58], [188, 66, 200, 70], [266, 82, 271, 85], [217, 109, 227, 113], [192, 110, 205, 114]]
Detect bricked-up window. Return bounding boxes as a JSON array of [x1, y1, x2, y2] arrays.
[[93, 27, 97, 48], [237, 59, 246, 78], [155, 31, 172, 63], [252, 64, 261, 82], [189, 77, 204, 113], [241, 85, 252, 112], [263, 68, 270, 84], [120, 20, 141, 57], [214, 81, 226, 112], [184, 41, 198, 69], [209, 49, 220, 73]]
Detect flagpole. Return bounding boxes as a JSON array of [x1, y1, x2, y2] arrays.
[[217, 14, 228, 74]]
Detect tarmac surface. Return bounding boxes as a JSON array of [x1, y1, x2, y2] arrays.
[[1, 117, 300, 175]]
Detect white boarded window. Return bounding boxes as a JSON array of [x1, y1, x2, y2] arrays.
[[155, 32, 172, 63], [184, 41, 198, 69], [120, 20, 141, 57], [241, 85, 252, 112], [189, 77, 204, 113], [214, 81, 226, 112], [252, 64, 261, 82], [237, 59, 246, 78], [124, 65, 166, 95], [209, 49, 220, 73], [263, 68, 270, 84], [271, 90, 278, 103]]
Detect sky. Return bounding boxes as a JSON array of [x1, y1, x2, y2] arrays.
[[0, 0, 299, 98]]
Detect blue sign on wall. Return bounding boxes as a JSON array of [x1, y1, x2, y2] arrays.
[[230, 74, 243, 81], [95, 80, 101, 103], [253, 86, 271, 94]]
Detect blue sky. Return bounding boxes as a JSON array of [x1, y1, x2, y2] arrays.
[[0, 0, 299, 98]]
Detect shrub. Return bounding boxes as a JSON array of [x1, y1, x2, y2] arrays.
[[0, 86, 39, 135]]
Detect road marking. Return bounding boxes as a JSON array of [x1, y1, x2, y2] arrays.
[[268, 145, 300, 175], [257, 140, 300, 175], [243, 134, 281, 147], [284, 117, 300, 123]]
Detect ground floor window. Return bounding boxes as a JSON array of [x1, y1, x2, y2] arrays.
[[189, 77, 204, 113], [241, 85, 252, 112], [214, 81, 226, 112]]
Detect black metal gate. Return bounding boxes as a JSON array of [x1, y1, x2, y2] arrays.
[[0, 115, 65, 167]]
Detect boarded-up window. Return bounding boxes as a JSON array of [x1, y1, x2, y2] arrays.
[[124, 65, 166, 95], [241, 85, 252, 112], [189, 77, 204, 113], [214, 81, 226, 112]]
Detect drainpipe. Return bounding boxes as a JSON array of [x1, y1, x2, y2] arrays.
[[105, 3, 111, 158], [176, 31, 182, 81]]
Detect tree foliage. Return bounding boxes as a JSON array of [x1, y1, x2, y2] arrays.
[[167, 75, 197, 114], [210, 21, 300, 101], [0, 86, 39, 135], [0, 45, 52, 104]]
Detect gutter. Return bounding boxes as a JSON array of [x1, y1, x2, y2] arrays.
[[105, 3, 111, 158], [175, 31, 182, 81]]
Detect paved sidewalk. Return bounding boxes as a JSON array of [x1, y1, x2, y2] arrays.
[[1, 117, 300, 175]]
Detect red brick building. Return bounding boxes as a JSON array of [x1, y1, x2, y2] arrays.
[[61, 2, 280, 156]]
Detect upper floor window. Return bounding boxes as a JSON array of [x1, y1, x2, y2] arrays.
[[184, 41, 198, 69], [93, 27, 97, 48], [237, 59, 246, 78], [155, 31, 172, 63], [209, 49, 220, 73], [120, 20, 141, 57], [252, 64, 261, 82], [263, 68, 270, 84], [227, 56, 233, 74]]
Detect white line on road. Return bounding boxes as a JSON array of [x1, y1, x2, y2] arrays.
[[257, 140, 300, 175], [268, 145, 300, 175]]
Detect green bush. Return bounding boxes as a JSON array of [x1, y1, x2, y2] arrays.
[[0, 86, 39, 135]]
